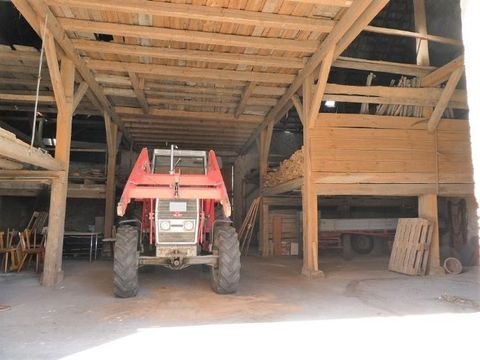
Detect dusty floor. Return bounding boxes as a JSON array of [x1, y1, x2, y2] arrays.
[[1, 255, 479, 359]]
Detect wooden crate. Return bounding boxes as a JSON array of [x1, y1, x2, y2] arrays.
[[388, 218, 433, 275]]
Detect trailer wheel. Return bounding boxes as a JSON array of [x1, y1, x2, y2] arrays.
[[351, 235, 375, 255], [211, 226, 241, 294], [113, 225, 139, 298]]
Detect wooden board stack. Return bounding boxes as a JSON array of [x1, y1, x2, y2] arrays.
[[268, 210, 300, 256], [388, 218, 433, 275], [264, 147, 304, 188]]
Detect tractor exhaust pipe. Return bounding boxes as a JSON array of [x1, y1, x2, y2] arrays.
[[169, 144, 178, 174]]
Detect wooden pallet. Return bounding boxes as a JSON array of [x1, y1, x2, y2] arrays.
[[388, 218, 433, 275]]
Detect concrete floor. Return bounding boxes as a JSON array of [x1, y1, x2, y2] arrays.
[[1, 255, 479, 359]]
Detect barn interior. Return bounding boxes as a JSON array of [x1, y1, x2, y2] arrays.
[[0, 1, 478, 358]]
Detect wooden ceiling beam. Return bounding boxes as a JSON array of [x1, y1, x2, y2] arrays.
[[122, 118, 258, 129], [333, 56, 434, 76], [87, 60, 295, 84], [288, 0, 353, 5], [240, 0, 388, 153], [0, 93, 56, 103], [12, 0, 132, 143], [72, 40, 305, 70], [46, 0, 335, 33], [132, 136, 245, 145], [364, 25, 463, 46], [115, 107, 264, 123], [58, 18, 319, 53], [126, 125, 254, 134]]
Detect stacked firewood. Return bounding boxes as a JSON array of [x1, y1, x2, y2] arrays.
[[264, 147, 304, 188]]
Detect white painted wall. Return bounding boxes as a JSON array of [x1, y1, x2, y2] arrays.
[[460, 0, 480, 254]]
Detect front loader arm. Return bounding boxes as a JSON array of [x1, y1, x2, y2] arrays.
[[117, 148, 232, 217]]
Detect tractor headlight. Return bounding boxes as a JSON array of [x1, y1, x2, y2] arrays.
[[183, 221, 194, 231], [160, 221, 170, 231]]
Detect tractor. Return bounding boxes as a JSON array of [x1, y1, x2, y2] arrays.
[[113, 145, 241, 297]]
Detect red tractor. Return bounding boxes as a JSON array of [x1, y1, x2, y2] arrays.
[[114, 146, 240, 297]]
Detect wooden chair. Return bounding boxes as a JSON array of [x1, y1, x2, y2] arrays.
[[17, 229, 46, 273], [0, 229, 22, 272]]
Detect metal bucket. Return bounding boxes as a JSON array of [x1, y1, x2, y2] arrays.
[[443, 257, 463, 275]]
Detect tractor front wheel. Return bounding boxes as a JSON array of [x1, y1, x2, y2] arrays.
[[113, 225, 139, 298], [211, 226, 241, 294]]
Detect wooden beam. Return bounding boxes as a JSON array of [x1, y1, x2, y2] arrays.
[[302, 72, 321, 276], [43, 55, 75, 287], [0, 121, 31, 143], [427, 68, 464, 133], [72, 39, 305, 70], [262, 177, 303, 196], [291, 95, 304, 125], [414, 0, 430, 67], [87, 60, 295, 84], [0, 130, 62, 170], [315, 183, 474, 196], [418, 194, 442, 274], [72, 81, 88, 112], [12, 0, 132, 142], [421, 56, 465, 88], [104, 112, 118, 238], [0, 93, 55, 103], [323, 83, 467, 109], [128, 72, 149, 114], [364, 26, 462, 47], [116, 107, 264, 123], [333, 56, 434, 76], [46, 0, 335, 33], [289, 0, 353, 5], [0, 158, 23, 170], [308, 48, 335, 128], [0, 170, 61, 178], [235, 82, 257, 119], [44, 30, 68, 118], [240, 0, 388, 153], [59, 18, 319, 53]]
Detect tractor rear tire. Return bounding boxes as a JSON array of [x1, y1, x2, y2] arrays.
[[114, 225, 139, 298], [211, 226, 241, 294]]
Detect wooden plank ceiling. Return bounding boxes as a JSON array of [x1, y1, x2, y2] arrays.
[[9, 0, 358, 152]]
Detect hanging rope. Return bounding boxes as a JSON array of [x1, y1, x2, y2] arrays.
[[31, 13, 49, 150]]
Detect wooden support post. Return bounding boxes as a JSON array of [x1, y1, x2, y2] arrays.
[[260, 201, 269, 256], [233, 157, 245, 230], [418, 193, 442, 275], [302, 73, 322, 277], [258, 123, 273, 256], [104, 112, 119, 238], [43, 55, 75, 287], [414, 0, 433, 118]]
